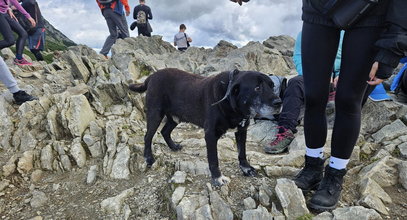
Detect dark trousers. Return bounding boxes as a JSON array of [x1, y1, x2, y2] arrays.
[[137, 26, 151, 37], [100, 9, 129, 56], [0, 13, 28, 58], [302, 22, 384, 159], [30, 49, 43, 61], [278, 75, 304, 133]]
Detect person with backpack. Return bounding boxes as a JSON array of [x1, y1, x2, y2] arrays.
[[0, 56, 37, 104], [264, 30, 343, 154], [233, 0, 407, 211], [0, 0, 35, 65], [133, 0, 152, 37], [18, 0, 45, 61], [174, 24, 192, 52], [96, 0, 130, 59], [390, 57, 407, 102]]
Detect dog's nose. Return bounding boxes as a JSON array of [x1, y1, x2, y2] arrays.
[[272, 98, 282, 107]]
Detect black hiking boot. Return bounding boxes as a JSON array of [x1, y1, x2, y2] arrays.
[[293, 155, 325, 192], [308, 165, 347, 212], [13, 90, 38, 105]]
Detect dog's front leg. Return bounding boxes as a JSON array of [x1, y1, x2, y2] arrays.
[[235, 124, 257, 177], [205, 130, 230, 186]]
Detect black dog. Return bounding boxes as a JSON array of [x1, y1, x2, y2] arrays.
[[129, 68, 281, 186]]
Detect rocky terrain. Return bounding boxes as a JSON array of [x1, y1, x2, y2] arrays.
[[0, 35, 406, 220]]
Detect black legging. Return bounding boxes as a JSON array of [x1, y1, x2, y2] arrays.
[[0, 13, 28, 58], [402, 68, 407, 94], [302, 22, 384, 159]]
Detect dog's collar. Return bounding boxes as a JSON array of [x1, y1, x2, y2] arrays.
[[211, 69, 239, 106]]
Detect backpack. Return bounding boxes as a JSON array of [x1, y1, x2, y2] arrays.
[[137, 10, 147, 27]]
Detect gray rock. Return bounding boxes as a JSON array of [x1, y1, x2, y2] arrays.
[[30, 190, 48, 208], [359, 156, 399, 187], [177, 195, 208, 220], [349, 146, 360, 165], [359, 178, 392, 204], [361, 101, 401, 134], [110, 144, 131, 179], [258, 180, 272, 207], [276, 150, 305, 168], [171, 171, 187, 184], [40, 145, 54, 171], [31, 170, 43, 183], [359, 194, 389, 215], [243, 197, 256, 210], [176, 160, 210, 176], [194, 204, 214, 220], [0, 97, 13, 149], [398, 142, 407, 158], [70, 139, 87, 168], [63, 50, 90, 82], [372, 149, 390, 161], [271, 202, 285, 220], [399, 161, 407, 190], [361, 142, 379, 155], [264, 166, 300, 177], [372, 119, 407, 143], [275, 178, 309, 219], [17, 151, 34, 173], [100, 188, 134, 215], [171, 187, 185, 209], [2, 155, 17, 177], [66, 95, 96, 137], [314, 212, 333, 220], [86, 165, 98, 185], [210, 191, 233, 220], [242, 205, 273, 220], [60, 154, 72, 171], [263, 35, 295, 56], [88, 141, 104, 158], [332, 206, 382, 220]]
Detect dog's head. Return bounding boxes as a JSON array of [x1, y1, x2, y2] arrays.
[[214, 70, 282, 119]]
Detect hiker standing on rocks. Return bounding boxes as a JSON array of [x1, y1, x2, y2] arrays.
[[174, 24, 192, 52], [0, 0, 35, 65], [19, 0, 45, 61], [0, 56, 37, 104], [96, 0, 130, 59], [233, 0, 407, 211], [133, 0, 152, 37]]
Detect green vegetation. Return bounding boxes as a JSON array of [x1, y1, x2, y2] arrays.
[[296, 213, 314, 220], [392, 147, 401, 157]]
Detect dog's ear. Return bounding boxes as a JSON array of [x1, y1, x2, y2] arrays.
[[229, 83, 240, 110]]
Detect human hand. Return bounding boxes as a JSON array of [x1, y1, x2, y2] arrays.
[[8, 9, 17, 21], [230, 0, 250, 6], [126, 11, 130, 16], [28, 17, 36, 27], [332, 76, 339, 88], [367, 61, 384, 85]]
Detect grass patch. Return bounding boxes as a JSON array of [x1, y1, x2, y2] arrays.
[[296, 213, 314, 220], [392, 147, 401, 157]]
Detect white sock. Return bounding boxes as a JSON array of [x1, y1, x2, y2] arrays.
[[305, 147, 324, 159], [329, 156, 349, 170]]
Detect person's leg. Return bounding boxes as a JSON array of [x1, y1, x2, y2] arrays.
[[264, 75, 303, 154], [0, 57, 20, 93], [100, 9, 119, 56], [6, 15, 28, 60], [294, 22, 340, 192], [0, 13, 16, 50], [308, 26, 384, 211], [30, 49, 44, 61], [119, 13, 130, 38]]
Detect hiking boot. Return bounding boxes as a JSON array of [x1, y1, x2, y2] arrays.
[[14, 58, 32, 66], [264, 126, 294, 154], [308, 165, 347, 211], [13, 90, 38, 105], [293, 155, 325, 192]]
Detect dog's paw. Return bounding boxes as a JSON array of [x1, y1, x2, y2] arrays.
[[240, 165, 257, 177], [212, 175, 231, 187], [170, 144, 183, 151], [145, 157, 155, 168]]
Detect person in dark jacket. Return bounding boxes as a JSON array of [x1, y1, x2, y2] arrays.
[[19, 0, 45, 61], [133, 0, 152, 37], [233, 0, 407, 211]]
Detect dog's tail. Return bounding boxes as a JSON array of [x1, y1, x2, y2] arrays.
[[129, 78, 149, 93]]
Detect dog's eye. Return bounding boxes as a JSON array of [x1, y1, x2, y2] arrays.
[[254, 86, 261, 92]]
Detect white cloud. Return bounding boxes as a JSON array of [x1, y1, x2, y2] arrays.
[[39, 0, 302, 49]]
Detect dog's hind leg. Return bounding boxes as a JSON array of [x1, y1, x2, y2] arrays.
[[144, 109, 163, 167], [161, 115, 182, 151], [235, 124, 257, 177]]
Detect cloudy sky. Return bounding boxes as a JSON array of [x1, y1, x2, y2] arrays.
[[39, 0, 302, 49]]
